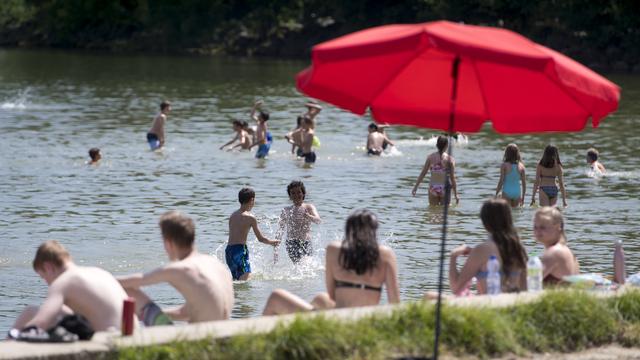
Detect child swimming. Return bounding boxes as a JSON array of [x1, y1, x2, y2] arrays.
[[87, 147, 101, 165], [586, 148, 606, 174], [531, 145, 568, 207], [495, 143, 526, 207], [276, 181, 321, 263], [250, 100, 272, 159], [220, 120, 252, 150]]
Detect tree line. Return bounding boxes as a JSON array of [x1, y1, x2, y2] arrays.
[[0, 0, 638, 71]]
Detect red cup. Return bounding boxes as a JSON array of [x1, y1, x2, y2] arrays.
[[122, 297, 135, 336]]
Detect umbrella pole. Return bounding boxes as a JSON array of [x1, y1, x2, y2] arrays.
[[433, 55, 460, 360]]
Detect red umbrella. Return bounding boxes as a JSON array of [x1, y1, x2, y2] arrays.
[[295, 21, 620, 360]]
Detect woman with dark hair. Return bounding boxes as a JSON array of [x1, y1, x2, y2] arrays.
[[263, 209, 400, 315], [531, 145, 568, 207], [495, 143, 526, 207], [412, 135, 459, 206], [446, 198, 528, 295]]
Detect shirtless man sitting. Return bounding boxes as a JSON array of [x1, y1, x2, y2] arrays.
[[366, 123, 394, 156], [117, 211, 234, 326], [11, 240, 135, 333]]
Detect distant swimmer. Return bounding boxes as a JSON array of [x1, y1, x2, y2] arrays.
[[285, 116, 305, 156], [220, 120, 252, 151], [87, 147, 101, 165], [118, 211, 234, 325], [530, 145, 567, 207], [412, 135, 459, 206], [11, 240, 137, 335], [586, 147, 606, 174], [276, 181, 321, 263], [249, 100, 272, 159], [147, 100, 171, 151], [495, 143, 526, 207], [366, 123, 394, 155], [225, 188, 280, 280], [299, 116, 317, 164]]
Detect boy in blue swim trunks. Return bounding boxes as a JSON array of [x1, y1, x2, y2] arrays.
[[226, 188, 280, 280], [147, 101, 170, 151], [249, 100, 272, 159]]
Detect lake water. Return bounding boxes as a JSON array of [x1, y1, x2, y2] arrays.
[[0, 49, 638, 330]]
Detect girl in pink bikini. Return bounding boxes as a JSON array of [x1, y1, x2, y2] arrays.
[[412, 136, 459, 206]]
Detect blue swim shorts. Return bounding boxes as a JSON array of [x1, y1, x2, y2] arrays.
[[141, 301, 173, 326], [147, 133, 161, 151], [255, 143, 271, 159], [225, 244, 251, 280]]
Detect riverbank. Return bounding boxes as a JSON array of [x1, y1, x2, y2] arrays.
[[2, 289, 640, 359]]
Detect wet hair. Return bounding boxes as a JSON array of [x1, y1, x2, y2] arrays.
[[368, 123, 379, 131], [160, 100, 171, 111], [88, 148, 100, 161], [238, 187, 255, 204], [503, 143, 521, 164], [259, 111, 269, 121], [296, 116, 303, 128], [339, 209, 380, 275], [587, 148, 599, 162], [232, 120, 243, 127], [159, 211, 195, 249], [479, 198, 528, 276], [535, 206, 566, 244], [539, 145, 561, 168], [303, 116, 315, 129], [33, 240, 71, 271], [436, 136, 448, 154], [287, 180, 306, 200]]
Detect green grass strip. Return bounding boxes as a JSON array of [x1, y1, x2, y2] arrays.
[[115, 289, 640, 360]]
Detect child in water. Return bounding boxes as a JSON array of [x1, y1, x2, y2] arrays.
[[220, 120, 252, 150], [147, 101, 170, 151], [412, 136, 459, 206], [276, 181, 322, 263], [495, 143, 526, 207], [225, 188, 280, 280], [250, 100, 272, 159], [531, 145, 568, 207], [586, 148, 606, 174], [87, 147, 101, 165]]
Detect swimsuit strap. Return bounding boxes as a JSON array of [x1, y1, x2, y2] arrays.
[[335, 280, 382, 292]]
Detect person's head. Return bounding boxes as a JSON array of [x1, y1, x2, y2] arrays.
[[339, 209, 380, 275], [302, 116, 315, 129], [503, 143, 521, 164], [533, 206, 566, 247], [287, 180, 306, 205], [586, 148, 599, 164], [296, 116, 303, 128], [232, 120, 243, 131], [32, 240, 72, 284], [436, 136, 449, 154], [88, 148, 101, 162], [160, 100, 171, 113], [368, 123, 379, 133], [539, 145, 561, 168], [479, 198, 527, 274], [159, 211, 195, 259], [258, 111, 269, 122], [238, 187, 255, 208]]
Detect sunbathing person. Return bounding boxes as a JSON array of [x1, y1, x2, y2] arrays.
[[533, 206, 580, 285], [443, 198, 528, 296], [263, 209, 400, 315], [11, 240, 135, 333]]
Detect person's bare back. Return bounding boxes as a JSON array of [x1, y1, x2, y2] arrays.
[[228, 209, 257, 246]]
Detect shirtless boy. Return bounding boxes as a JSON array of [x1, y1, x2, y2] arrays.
[[226, 188, 280, 280], [299, 117, 317, 164], [147, 101, 171, 151], [118, 211, 234, 325], [220, 120, 252, 150], [250, 100, 272, 159], [11, 240, 134, 333], [276, 181, 321, 263], [285, 116, 305, 157], [586, 148, 606, 174], [366, 123, 395, 156]]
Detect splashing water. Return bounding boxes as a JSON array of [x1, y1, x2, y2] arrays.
[[1, 88, 31, 110]]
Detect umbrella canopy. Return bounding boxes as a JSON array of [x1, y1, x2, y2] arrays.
[[296, 20, 620, 133]]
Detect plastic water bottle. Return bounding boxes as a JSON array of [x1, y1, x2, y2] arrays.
[[614, 240, 626, 285], [527, 255, 543, 292], [487, 255, 501, 295]]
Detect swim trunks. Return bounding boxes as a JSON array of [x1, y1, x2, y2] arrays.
[[285, 239, 313, 263], [141, 302, 173, 326], [303, 152, 316, 164], [147, 133, 161, 151], [225, 244, 251, 280], [540, 185, 558, 199], [296, 148, 304, 158], [367, 148, 382, 156], [502, 163, 521, 200], [255, 143, 271, 158]]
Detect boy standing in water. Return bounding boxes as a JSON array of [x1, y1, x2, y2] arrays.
[[276, 181, 321, 263], [587, 148, 606, 174], [366, 123, 395, 155], [118, 211, 234, 325], [147, 101, 171, 151], [226, 188, 280, 280], [299, 116, 317, 164], [250, 100, 272, 158], [220, 120, 252, 150]]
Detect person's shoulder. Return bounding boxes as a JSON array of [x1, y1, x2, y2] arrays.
[[379, 245, 397, 259], [326, 241, 341, 252]]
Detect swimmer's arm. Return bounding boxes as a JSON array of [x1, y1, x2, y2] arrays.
[[162, 305, 189, 321], [449, 159, 459, 203], [156, 115, 166, 146], [325, 246, 337, 301], [558, 166, 568, 207], [117, 266, 179, 289], [251, 217, 280, 246], [250, 100, 262, 122], [305, 204, 321, 224], [275, 209, 287, 240], [448, 244, 475, 295], [25, 285, 65, 330], [220, 133, 239, 150], [598, 162, 606, 173], [495, 164, 506, 196], [412, 157, 431, 196], [383, 134, 395, 147], [531, 165, 541, 205], [306, 102, 322, 119], [384, 249, 400, 303], [520, 163, 526, 205], [366, 134, 373, 150]]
